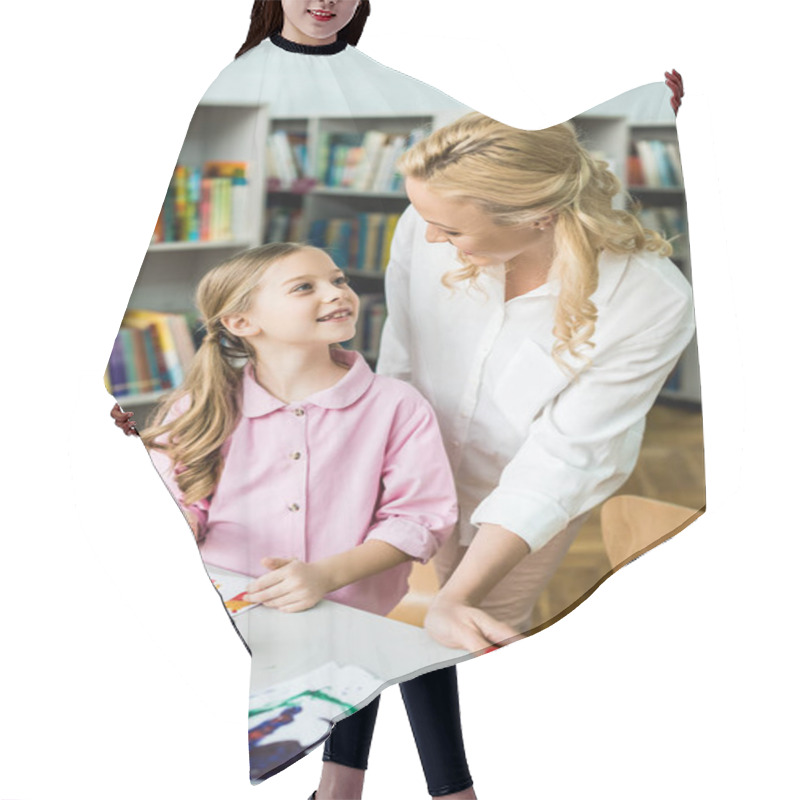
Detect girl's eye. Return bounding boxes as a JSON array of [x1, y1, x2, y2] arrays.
[[334, 275, 350, 285], [291, 283, 313, 293]]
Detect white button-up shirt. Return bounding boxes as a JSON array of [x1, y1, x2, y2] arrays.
[[377, 206, 696, 552]]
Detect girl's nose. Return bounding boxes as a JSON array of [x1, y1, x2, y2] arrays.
[[425, 224, 448, 244], [324, 284, 345, 301]]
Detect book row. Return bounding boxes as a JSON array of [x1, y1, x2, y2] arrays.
[[267, 127, 428, 193], [637, 205, 689, 260], [106, 310, 202, 397], [307, 212, 402, 273], [627, 139, 684, 188], [343, 294, 387, 358], [152, 161, 250, 244]]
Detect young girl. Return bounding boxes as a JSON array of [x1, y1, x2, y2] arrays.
[[142, 242, 455, 611], [139, 242, 476, 799]]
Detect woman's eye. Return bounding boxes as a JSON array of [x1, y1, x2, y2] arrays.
[[443, 230, 461, 238]]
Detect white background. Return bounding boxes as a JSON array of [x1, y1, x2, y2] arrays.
[[1, 1, 797, 798]]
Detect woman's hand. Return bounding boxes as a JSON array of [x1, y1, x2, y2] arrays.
[[244, 557, 334, 613], [424, 593, 522, 652]]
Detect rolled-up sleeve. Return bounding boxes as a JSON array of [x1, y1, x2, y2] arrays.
[[471, 290, 696, 552], [365, 390, 458, 562]]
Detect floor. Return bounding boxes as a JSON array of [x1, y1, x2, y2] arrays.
[[387, 402, 706, 629]]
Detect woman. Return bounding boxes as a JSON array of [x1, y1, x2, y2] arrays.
[[378, 112, 697, 652]]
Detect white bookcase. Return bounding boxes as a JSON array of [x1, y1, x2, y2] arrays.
[[119, 105, 454, 409], [573, 112, 700, 405], [118, 101, 699, 410]]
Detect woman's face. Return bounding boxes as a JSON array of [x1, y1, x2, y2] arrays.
[[405, 177, 546, 269], [281, 0, 361, 46]]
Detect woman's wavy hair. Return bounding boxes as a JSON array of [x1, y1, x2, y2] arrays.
[[236, 0, 371, 58], [140, 243, 307, 506], [397, 112, 673, 371]]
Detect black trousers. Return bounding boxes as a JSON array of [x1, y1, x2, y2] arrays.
[[322, 665, 473, 797]]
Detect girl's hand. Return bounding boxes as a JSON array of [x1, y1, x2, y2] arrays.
[[424, 594, 522, 652], [244, 557, 334, 613]]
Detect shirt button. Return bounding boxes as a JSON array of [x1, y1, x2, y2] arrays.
[[288, 503, 300, 512], [290, 452, 301, 460], [293, 408, 305, 417], [451, 441, 461, 448]]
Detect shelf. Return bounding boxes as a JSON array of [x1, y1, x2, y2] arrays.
[[627, 186, 685, 195], [117, 391, 169, 408], [147, 240, 253, 253], [312, 186, 407, 199], [343, 269, 386, 279]]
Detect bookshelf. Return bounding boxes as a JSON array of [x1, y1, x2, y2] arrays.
[[112, 99, 699, 411], [113, 105, 461, 411], [112, 103, 269, 409], [572, 112, 700, 406]]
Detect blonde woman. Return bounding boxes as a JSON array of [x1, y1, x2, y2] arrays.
[[378, 112, 697, 652]]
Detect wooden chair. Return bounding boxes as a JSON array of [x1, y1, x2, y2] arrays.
[[600, 495, 705, 571]]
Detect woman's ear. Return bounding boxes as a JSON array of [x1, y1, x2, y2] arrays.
[[534, 213, 557, 230], [221, 313, 259, 339]]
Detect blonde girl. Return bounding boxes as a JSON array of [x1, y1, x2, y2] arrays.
[[379, 112, 696, 651], [138, 243, 476, 799]]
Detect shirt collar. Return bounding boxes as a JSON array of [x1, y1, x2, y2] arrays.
[[241, 348, 374, 418], [591, 250, 631, 307], [499, 249, 631, 306], [269, 33, 348, 56]]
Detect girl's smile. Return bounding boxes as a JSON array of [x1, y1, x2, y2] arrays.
[[317, 307, 353, 322], [223, 248, 359, 348]]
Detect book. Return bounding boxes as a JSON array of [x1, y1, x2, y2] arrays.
[[309, 213, 402, 273], [107, 331, 130, 396], [152, 161, 249, 244], [123, 309, 185, 388], [106, 311, 200, 398]]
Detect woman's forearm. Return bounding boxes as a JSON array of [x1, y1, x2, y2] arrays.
[[319, 539, 412, 592], [438, 523, 531, 605]]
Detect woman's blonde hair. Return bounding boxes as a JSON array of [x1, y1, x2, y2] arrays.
[[141, 242, 307, 506], [397, 112, 672, 369]]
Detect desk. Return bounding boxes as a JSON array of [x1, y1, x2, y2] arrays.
[[209, 566, 468, 781]]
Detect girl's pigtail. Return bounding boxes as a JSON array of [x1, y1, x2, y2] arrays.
[[141, 331, 245, 507]]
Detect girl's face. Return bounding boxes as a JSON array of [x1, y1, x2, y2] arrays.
[[233, 249, 359, 348], [405, 176, 547, 269], [281, 0, 361, 46]]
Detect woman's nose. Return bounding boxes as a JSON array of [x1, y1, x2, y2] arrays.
[[425, 224, 448, 244]]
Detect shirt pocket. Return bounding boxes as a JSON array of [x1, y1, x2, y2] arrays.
[[492, 338, 572, 434]]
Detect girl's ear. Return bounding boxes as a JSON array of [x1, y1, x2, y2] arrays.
[[221, 313, 259, 339]]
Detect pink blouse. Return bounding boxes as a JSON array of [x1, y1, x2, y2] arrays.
[[148, 349, 457, 615]]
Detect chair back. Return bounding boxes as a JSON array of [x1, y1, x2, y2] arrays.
[[600, 495, 704, 569]]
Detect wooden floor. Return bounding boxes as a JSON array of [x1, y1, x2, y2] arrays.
[[388, 401, 706, 628]]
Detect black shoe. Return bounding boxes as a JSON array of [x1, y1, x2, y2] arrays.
[[308, 793, 316, 800]]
